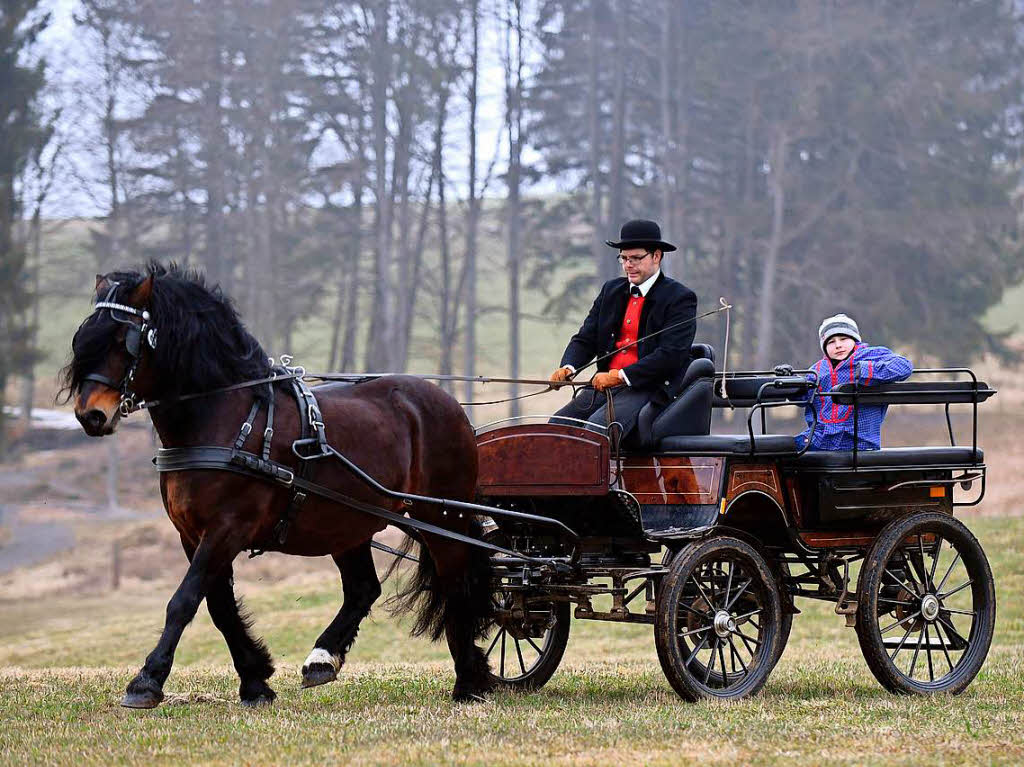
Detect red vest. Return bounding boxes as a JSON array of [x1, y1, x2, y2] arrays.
[[608, 293, 645, 370]]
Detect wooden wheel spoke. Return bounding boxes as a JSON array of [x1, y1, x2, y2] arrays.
[[724, 579, 753, 611], [884, 567, 918, 597], [936, 614, 968, 647], [935, 552, 962, 595], [678, 601, 713, 620], [693, 571, 718, 612], [524, 635, 543, 655], [514, 636, 527, 675], [932, 619, 956, 673], [703, 640, 717, 684], [928, 535, 944, 585], [499, 627, 507, 677], [485, 627, 504, 658], [678, 624, 713, 640], [685, 634, 710, 668], [880, 611, 921, 635], [889, 622, 916, 662], [924, 623, 935, 682], [724, 561, 735, 612], [939, 579, 973, 600], [908, 626, 926, 679], [729, 627, 761, 647], [728, 636, 748, 675]]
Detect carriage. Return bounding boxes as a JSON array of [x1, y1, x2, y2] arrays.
[[464, 344, 997, 700], [68, 270, 998, 707]]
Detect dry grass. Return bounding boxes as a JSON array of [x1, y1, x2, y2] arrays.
[[0, 514, 1022, 766]]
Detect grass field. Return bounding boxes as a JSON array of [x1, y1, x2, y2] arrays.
[[1, 514, 1022, 766]]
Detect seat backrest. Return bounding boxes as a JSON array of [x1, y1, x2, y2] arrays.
[[633, 345, 715, 448], [691, 343, 715, 363]]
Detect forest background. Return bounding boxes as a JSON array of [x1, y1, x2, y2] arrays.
[[2, 0, 1024, 457]]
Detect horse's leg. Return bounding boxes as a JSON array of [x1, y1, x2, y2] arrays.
[[423, 534, 495, 703], [122, 531, 239, 709], [301, 541, 381, 688], [205, 563, 276, 706]]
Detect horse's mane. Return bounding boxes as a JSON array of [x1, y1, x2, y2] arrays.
[[60, 262, 271, 418]]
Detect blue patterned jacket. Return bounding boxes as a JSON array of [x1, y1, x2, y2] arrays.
[[796, 344, 913, 451]]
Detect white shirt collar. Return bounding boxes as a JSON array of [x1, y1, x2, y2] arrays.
[[631, 269, 661, 297]]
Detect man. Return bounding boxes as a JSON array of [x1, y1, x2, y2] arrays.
[[549, 219, 698, 438]]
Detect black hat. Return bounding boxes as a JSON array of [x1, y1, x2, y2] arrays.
[[605, 219, 676, 253]]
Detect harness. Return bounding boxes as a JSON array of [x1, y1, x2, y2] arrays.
[[81, 286, 682, 569], [85, 282, 158, 417]]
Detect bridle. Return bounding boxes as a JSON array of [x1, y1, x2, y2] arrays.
[[82, 282, 159, 417]]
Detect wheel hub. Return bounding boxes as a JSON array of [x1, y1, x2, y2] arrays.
[[921, 593, 940, 622], [713, 610, 736, 639]]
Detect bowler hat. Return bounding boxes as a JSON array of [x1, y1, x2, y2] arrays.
[[605, 219, 676, 252]]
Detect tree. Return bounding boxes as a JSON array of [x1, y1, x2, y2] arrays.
[[0, 0, 50, 457]]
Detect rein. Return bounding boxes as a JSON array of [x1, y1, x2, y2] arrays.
[[86, 291, 732, 413]]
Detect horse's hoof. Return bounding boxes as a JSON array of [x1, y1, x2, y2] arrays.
[[121, 690, 163, 709], [240, 679, 277, 707], [301, 648, 341, 689], [301, 664, 338, 688], [240, 694, 276, 707], [122, 675, 164, 709], [451, 686, 489, 703]]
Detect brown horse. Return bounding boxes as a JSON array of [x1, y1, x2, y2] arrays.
[[60, 263, 493, 707]]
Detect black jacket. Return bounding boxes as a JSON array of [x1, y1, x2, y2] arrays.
[[560, 273, 698, 407]]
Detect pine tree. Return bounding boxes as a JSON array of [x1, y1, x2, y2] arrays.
[[0, 0, 50, 456]]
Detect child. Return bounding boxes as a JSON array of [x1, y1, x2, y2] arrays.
[[796, 313, 913, 451]]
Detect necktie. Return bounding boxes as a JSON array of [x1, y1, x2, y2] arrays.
[[630, 286, 641, 297]]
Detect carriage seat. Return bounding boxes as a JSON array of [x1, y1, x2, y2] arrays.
[[787, 446, 984, 468], [633, 344, 715, 448], [658, 433, 798, 455]]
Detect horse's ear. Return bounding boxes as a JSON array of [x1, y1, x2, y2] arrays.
[[130, 275, 154, 307], [95, 274, 110, 296]]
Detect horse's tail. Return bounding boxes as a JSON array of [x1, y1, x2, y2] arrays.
[[385, 517, 492, 643]]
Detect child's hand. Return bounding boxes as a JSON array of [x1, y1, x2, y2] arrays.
[[774, 363, 793, 376]]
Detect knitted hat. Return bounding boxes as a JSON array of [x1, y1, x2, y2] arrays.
[[818, 313, 861, 352]]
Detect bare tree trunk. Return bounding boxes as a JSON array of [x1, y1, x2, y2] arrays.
[[339, 177, 364, 372], [756, 127, 787, 369], [607, 0, 627, 276], [202, 0, 229, 292], [18, 211, 41, 429], [364, 0, 394, 372], [462, 0, 480, 400], [659, 0, 674, 234], [506, 0, 525, 417], [588, 0, 607, 281], [438, 143, 453, 389]]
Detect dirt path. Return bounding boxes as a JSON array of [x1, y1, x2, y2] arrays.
[[0, 505, 76, 574]]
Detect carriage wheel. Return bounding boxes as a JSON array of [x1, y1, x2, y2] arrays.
[[855, 512, 995, 696], [670, 555, 792, 688], [448, 589, 570, 691], [654, 536, 781, 701], [773, 560, 795, 668], [447, 587, 570, 692]]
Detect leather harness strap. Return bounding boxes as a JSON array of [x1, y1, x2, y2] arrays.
[[152, 446, 554, 565], [152, 374, 573, 567]]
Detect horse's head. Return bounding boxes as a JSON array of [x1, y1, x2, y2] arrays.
[[61, 271, 158, 436], [60, 262, 272, 437]]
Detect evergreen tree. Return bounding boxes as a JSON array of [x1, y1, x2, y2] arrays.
[[0, 1, 49, 456]]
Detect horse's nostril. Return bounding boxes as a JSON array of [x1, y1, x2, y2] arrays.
[[79, 409, 108, 432]]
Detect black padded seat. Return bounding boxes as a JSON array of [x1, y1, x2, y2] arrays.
[[787, 446, 984, 468], [658, 433, 798, 455]]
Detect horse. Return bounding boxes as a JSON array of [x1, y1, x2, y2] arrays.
[[59, 263, 494, 707]]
